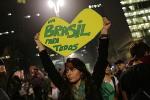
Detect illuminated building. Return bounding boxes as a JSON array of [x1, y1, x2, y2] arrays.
[[120, 0, 150, 40]]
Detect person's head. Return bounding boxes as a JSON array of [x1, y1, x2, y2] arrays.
[[105, 64, 112, 75], [33, 68, 39, 75], [13, 70, 24, 79], [29, 64, 37, 75], [115, 60, 126, 71], [129, 41, 150, 59], [64, 58, 90, 84], [0, 59, 6, 73]]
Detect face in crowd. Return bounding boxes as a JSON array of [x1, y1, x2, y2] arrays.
[[105, 65, 112, 75], [64, 58, 88, 84], [65, 62, 82, 84], [0, 65, 6, 73]]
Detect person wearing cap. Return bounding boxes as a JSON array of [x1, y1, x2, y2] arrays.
[[34, 17, 111, 100]]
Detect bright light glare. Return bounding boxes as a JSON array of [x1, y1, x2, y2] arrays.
[[68, 53, 76, 58], [36, 13, 40, 16], [50, 54, 55, 57], [48, 0, 55, 8], [11, 30, 15, 33], [48, 0, 64, 16], [5, 56, 10, 59], [57, 0, 64, 7], [8, 13, 12, 16], [25, 15, 31, 19], [4, 31, 9, 34]]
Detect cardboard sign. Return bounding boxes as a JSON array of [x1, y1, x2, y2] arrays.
[[39, 8, 103, 56]]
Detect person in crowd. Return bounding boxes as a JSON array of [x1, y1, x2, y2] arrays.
[[115, 60, 126, 80], [7, 68, 25, 100], [0, 59, 10, 100], [101, 63, 119, 100], [40, 68, 52, 100], [31, 67, 45, 100], [114, 60, 127, 100], [0, 59, 8, 92], [120, 41, 150, 100], [128, 41, 150, 66], [34, 17, 111, 100], [28, 64, 52, 100]]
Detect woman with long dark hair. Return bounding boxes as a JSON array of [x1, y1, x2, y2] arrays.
[[34, 17, 111, 100]]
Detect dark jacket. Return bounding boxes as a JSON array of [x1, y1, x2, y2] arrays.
[[7, 76, 23, 100], [0, 88, 10, 100], [0, 72, 8, 92], [39, 37, 109, 100], [120, 56, 150, 100]]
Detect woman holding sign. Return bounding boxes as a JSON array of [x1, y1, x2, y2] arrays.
[[34, 17, 111, 100]]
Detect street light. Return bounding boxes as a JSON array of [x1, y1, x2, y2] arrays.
[[48, 0, 64, 16], [57, 0, 64, 7]]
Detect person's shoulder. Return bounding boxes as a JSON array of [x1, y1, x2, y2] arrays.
[[120, 63, 150, 82], [119, 66, 136, 83], [141, 55, 150, 64], [133, 63, 150, 71]]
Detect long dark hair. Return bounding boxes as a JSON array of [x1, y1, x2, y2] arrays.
[[57, 58, 102, 100], [64, 58, 91, 81]]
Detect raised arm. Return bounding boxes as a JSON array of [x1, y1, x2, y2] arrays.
[[34, 33, 67, 91], [92, 17, 111, 87]]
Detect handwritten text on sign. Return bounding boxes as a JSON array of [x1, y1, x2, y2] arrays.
[[39, 8, 103, 56]]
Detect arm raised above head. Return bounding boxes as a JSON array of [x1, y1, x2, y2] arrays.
[[34, 33, 67, 91], [92, 17, 111, 87]]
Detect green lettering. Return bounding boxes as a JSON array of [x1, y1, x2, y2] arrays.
[[45, 38, 59, 44], [73, 21, 83, 38], [53, 44, 78, 51], [76, 20, 83, 36], [80, 24, 90, 36], [64, 45, 68, 50], [55, 26, 62, 36], [68, 44, 78, 51], [67, 24, 77, 38], [59, 46, 64, 51], [48, 19, 55, 24], [61, 26, 69, 36], [53, 45, 61, 51], [44, 25, 54, 37], [72, 44, 78, 50]]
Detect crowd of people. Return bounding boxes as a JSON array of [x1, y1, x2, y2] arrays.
[[0, 17, 150, 100]]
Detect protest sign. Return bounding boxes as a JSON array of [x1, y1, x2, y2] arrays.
[[39, 8, 103, 56]]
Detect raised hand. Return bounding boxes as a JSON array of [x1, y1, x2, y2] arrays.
[[101, 17, 111, 35], [34, 33, 46, 51]]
